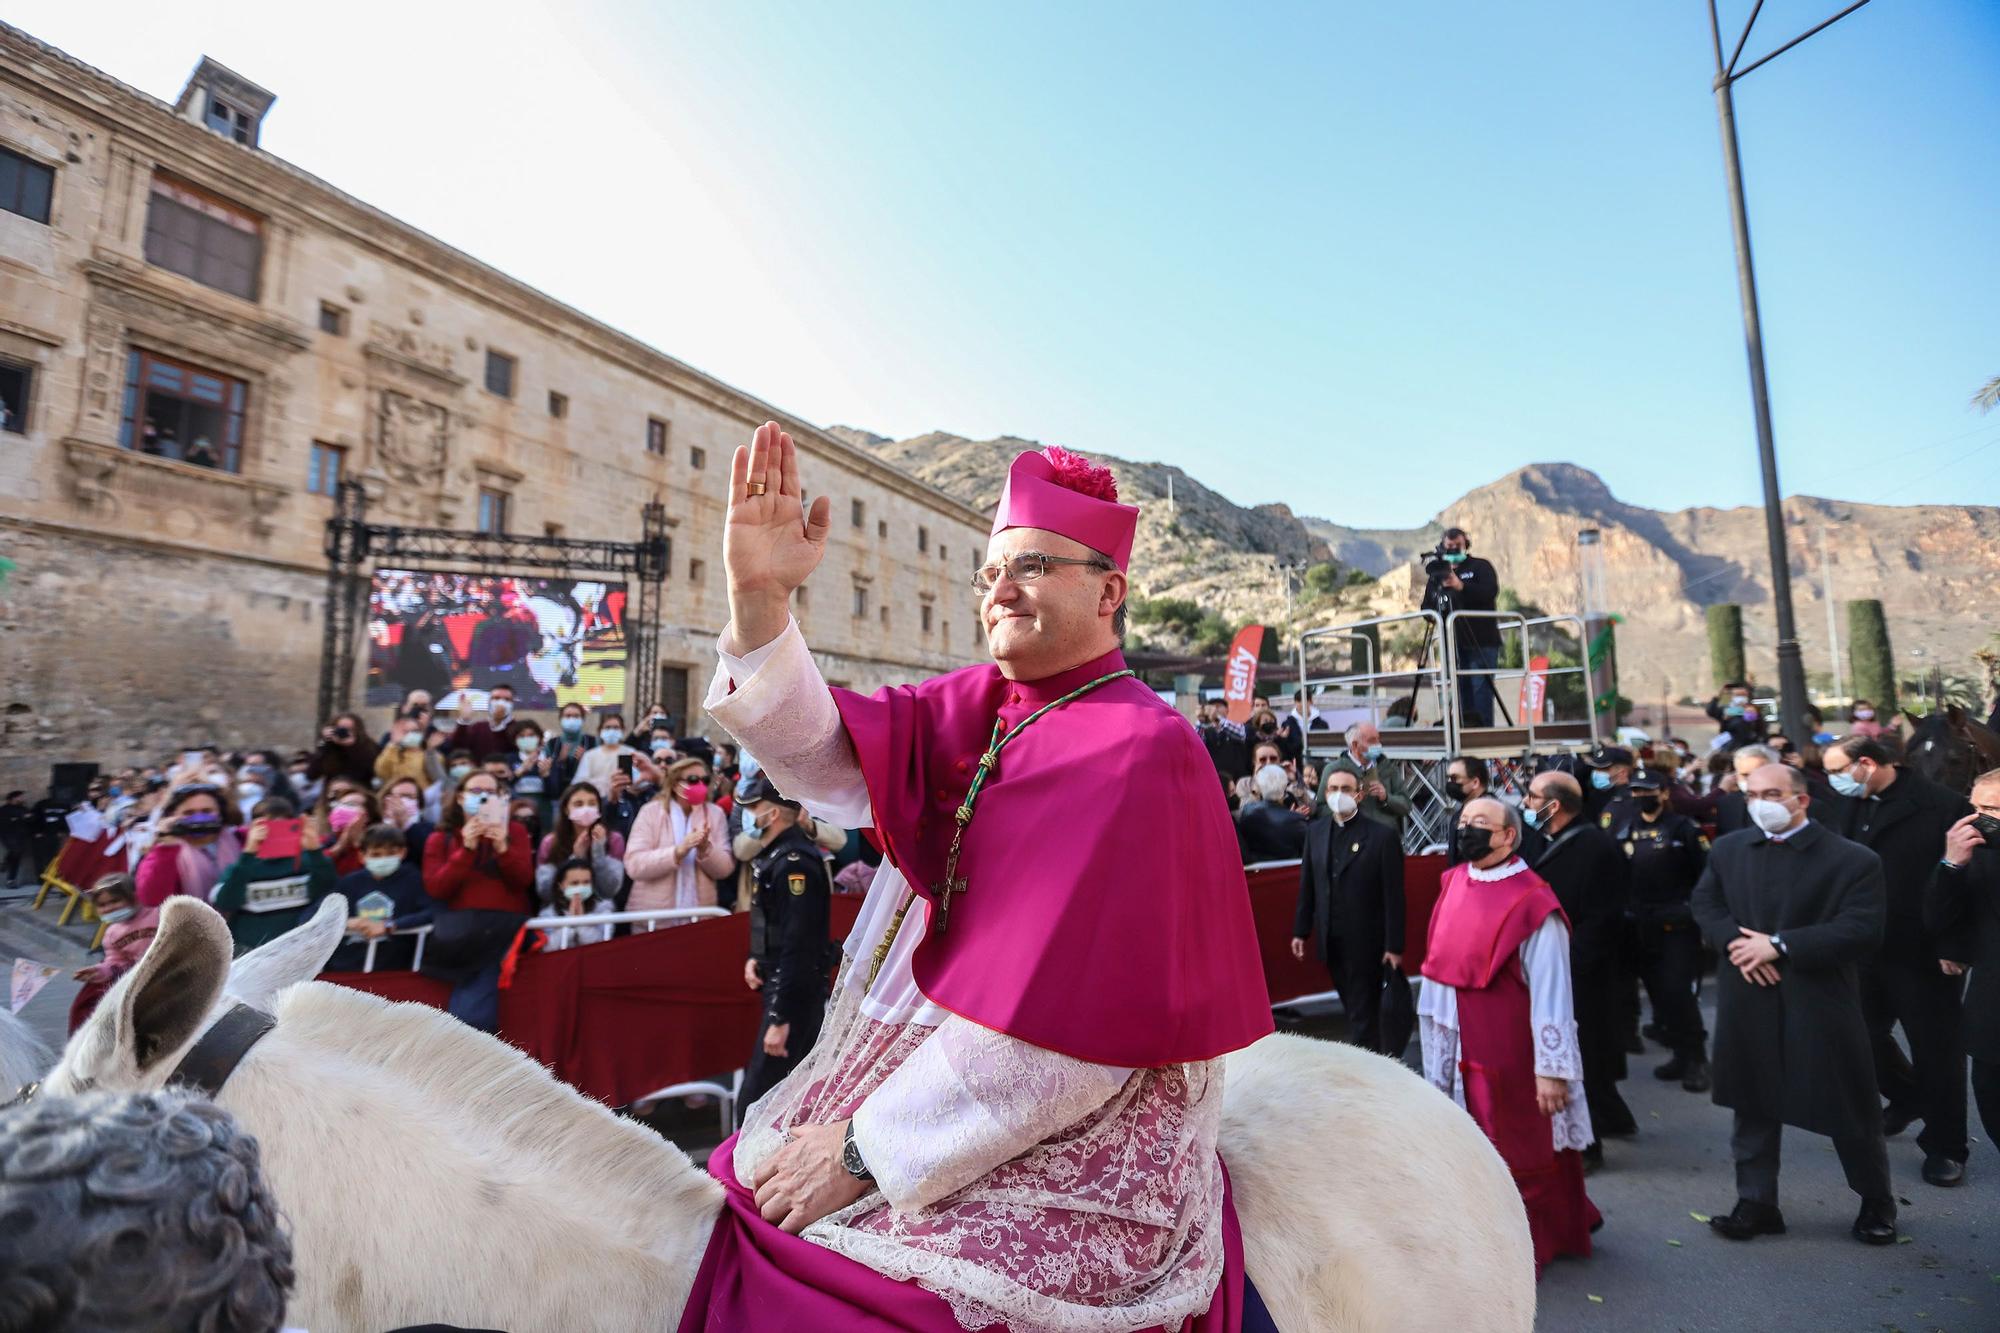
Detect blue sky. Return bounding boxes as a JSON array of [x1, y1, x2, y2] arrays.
[[15, 0, 1997, 526]]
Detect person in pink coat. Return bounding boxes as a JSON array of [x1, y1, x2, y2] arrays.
[[68, 873, 160, 1032], [624, 754, 734, 917]]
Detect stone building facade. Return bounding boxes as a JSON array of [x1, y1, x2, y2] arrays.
[[0, 27, 988, 795]]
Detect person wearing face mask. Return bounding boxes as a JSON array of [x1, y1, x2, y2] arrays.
[[1291, 767, 1406, 1054], [307, 711, 381, 789], [211, 795, 337, 955], [1692, 762, 1896, 1245], [1926, 767, 2000, 1162], [1705, 680, 1767, 750], [1581, 746, 1636, 824], [285, 751, 323, 813], [66, 872, 160, 1032], [1848, 699, 1888, 740], [316, 786, 380, 878], [1237, 764, 1308, 865], [546, 702, 597, 790], [134, 783, 243, 906], [505, 719, 555, 827], [1314, 721, 1411, 832], [573, 712, 637, 797], [373, 713, 442, 790], [1821, 735, 1974, 1187], [1523, 769, 1636, 1163], [325, 823, 434, 971], [1443, 756, 1520, 865], [1420, 795, 1601, 1271], [1606, 769, 1712, 1094], [422, 769, 537, 1032], [535, 781, 627, 910], [456, 682, 527, 760], [738, 773, 834, 1109], [1418, 527, 1502, 728], [535, 857, 620, 951], [624, 756, 735, 919]]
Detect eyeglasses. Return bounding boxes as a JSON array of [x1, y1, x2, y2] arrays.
[[970, 551, 1113, 594]]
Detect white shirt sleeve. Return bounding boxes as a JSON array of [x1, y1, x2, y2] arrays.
[[1519, 914, 1585, 1082], [704, 616, 872, 828], [850, 1016, 1133, 1213]]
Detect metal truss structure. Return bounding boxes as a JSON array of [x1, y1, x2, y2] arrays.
[[317, 479, 671, 723]]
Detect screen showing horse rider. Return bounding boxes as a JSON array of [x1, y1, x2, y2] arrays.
[[364, 569, 628, 713]]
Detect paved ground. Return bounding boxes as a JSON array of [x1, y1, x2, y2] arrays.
[[4, 894, 1992, 1331]]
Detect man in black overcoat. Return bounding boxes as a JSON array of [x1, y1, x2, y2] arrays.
[[1291, 767, 1405, 1054], [1823, 735, 1974, 1186], [1925, 769, 2000, 1161], [1692, 762, 1895, 1244], [1525, 769, 1635, 1155]]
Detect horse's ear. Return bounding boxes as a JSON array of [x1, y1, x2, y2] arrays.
[[1946, 704, 1967, 726], [226, 893, 349, 1011], [55, 896, 234, 1091]]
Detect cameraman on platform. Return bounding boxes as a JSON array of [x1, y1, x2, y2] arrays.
[[1419, 527, 1501, 727]]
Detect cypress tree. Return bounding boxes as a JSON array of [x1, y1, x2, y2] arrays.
[[1706, 603, 1746, 693], [1847, 599, 1897, 713]]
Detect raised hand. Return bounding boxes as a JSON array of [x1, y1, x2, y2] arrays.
[[724, 422, 832, 654]]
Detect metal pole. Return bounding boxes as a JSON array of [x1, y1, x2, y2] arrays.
[[1819, 521, 1844, 713], [1710, 55, 1810, 743]]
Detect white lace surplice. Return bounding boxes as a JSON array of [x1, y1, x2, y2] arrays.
[[1415, 859, 1594, 1154], [705, 620, 1227, 1333]]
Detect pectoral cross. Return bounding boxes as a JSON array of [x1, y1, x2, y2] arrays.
[[933, 872, 967, 935]]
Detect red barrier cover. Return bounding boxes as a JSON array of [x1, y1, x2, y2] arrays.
[[1246, 854, 1446, 1004], [313, 861, 1436, 1104]]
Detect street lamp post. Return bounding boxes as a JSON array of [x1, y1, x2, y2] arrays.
[[1704, 0, 1875, 744]]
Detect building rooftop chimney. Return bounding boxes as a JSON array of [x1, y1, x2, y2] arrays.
[[173, 56, 275, 148]]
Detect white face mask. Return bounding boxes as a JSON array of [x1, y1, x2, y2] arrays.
[[1748, 797, 1796, 835], [1328, 790, 1359, 820], [562, 882, 593, 901]]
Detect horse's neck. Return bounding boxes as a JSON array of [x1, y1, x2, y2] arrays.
[[232, 984, 722, 1328]]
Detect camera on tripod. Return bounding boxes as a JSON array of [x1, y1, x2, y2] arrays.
[[1421, 543, 1455, 581]]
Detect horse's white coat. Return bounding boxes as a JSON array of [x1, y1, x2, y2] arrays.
[[0, 1007, 51, 1097], [45, 898, 1536, 1333]]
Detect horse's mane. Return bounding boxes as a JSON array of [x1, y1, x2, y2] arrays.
[[270, 980, 722, 1242]]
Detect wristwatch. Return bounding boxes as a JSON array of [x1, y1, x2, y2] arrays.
[[1769, 934, 1787, 958], [841, 1121, 873, 1183]]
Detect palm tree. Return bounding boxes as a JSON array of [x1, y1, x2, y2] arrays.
[[1976, 375, 2000, 413]]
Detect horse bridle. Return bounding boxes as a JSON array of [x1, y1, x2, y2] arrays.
[[4, 1003, 276, 1111]]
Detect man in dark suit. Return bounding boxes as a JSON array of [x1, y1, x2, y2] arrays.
[[1238, 764, 1309, 865], [1823, 735, 1974, 1186], [1713, 743, 1781, 836], [1526, 768, 1636, 1157], [1292, 766, 1405, 1053], [1693, 762, 1895, 1245], [1927, 768, 2000, 1159]]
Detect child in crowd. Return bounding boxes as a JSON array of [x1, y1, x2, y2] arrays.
[[326, 823, 436, 972], [536, 781, 627, 909], [210, 796, 337, 956], [538, 856, 616, 952], [66, 873, 160, 1033]]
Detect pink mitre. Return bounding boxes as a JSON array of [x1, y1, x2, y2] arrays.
[[990, 446, 1140, 571]]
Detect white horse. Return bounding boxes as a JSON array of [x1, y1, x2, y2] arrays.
[[38, 897, 1535, 1332]]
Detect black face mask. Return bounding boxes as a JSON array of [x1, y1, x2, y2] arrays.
[[1456, 825, 1496, 862], [1445, 779, 1467, 802], [1975, 813, 2000, 847]]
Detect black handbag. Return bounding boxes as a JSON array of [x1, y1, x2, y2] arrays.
[[1379, 965, 1416, 1058]]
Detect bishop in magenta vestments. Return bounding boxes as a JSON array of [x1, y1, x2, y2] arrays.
[[678, 443, 1275, 1332]]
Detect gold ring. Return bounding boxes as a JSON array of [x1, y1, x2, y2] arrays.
[[746, 481, 767, 496]]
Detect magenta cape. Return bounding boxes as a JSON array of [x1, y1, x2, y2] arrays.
[[829, 646, 1274, 1067], [1420, 862, 1566, 991], [675, 1134, 1250, 1333]]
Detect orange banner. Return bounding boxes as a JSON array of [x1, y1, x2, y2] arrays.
[[1223, 625, 1266, 724]]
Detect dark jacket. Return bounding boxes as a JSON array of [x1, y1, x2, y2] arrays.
[[1833, 766, 1973, 965], [1608, 806, 1708, 923], [1294, 812, 1405, 962], [1692, 822, 1886, 1138], [325, 862, 435, 972], [1533, 818, 1631, 975], [306, 735, 379, 788], [1926, 848, 2000, 1063], [1420, 554, 1500, 648], [1238, 800, 1308, 865], [750, 825, 833, 1027]]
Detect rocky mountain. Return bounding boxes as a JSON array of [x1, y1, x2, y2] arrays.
[[840, 429, 1998, 702]]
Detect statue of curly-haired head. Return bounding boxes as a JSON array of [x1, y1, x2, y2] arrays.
[[0, 1089, 294, 1332]]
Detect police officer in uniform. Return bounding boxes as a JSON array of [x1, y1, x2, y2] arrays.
[[738, 773, 834, 1110], [1585, 745, 1639, 825], [1611, 768, 1713, 1092]]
